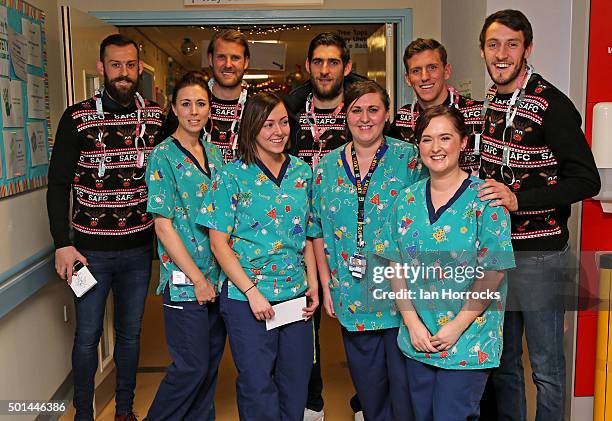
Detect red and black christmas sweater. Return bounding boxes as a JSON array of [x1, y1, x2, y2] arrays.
[[47, 91, 164, 251], [478, 74, 600, 251], [389, 91, 483, 174]]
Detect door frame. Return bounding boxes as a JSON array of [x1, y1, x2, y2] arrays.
[[89, 8, 413, 106]]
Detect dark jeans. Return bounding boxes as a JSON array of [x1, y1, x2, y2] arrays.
[[72, 245, 152, 421], [485, 245, 571, 421]]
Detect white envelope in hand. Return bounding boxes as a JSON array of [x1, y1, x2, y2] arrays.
[[265, 296, 307, 331]]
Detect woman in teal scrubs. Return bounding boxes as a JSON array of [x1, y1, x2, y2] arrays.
[[145, 71, 226, 420], [198, 92, 319, 421], [383, 105, 515, 421], [309, 80, 425, 421]]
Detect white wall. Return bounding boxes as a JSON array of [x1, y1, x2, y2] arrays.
[[441, 0, 486, 99], [485, 0, 573, 95]]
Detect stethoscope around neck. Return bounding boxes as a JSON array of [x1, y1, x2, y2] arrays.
[[94, 87, 147, 179]]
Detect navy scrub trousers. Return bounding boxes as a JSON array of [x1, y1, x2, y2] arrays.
[[220, 282, 314, 421], [404, 357, 490, 421], [341, 327, 413, 421], [145, 286, 226, 421]]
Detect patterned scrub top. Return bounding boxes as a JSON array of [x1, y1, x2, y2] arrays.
[[146, 137, 224, 302], [308, 137, 426, 332], [197, 155, 314, 302], [382, 176, 515, 369]]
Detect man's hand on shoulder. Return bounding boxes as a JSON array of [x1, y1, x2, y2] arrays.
[[477, 179, 518, 211]]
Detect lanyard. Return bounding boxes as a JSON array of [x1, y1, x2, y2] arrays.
[[305, 93, 344, 167], [474, 63, 534, 160], [351, 140, 387, 249], [409, 86, 459, 131], [94, 87, 147, 178], [208, 78, 248, 150]]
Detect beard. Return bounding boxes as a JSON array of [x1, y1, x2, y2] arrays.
[[311, 75, 344, 102], [104, 74, 139, 105], [212, 67, 244, 89], [487, 54, 527, 88]]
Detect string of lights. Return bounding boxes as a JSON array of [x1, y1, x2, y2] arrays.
[[204, 24, 311, 35]]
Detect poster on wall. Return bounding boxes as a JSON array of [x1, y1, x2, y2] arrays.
[[27, 74, 44, 118], [22, 17, 41, 68], [0, 78, 24, 127], [0, 7, 9, 77], [7, 26, 27, 80], [3, 129, 26, 178], [27, 121, 46, 166], [0, 0, 49, 198]]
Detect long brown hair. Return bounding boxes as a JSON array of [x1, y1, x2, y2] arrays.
[[237, 92, 286, 165]]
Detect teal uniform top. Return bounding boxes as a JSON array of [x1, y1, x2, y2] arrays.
[[381, 176, 515, 369], [197, 155, 314, 302], [308, 136, 426, 331], [146, 137, 224, 302]]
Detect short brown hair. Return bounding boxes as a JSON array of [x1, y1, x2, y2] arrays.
[[344, 80, 390, 143], [403, 38, 448, 73], [237, 92, 286, 165], [480, 9, 533, 50], [207, 29, 250, 59], [414, 105, 468, 143], [307, 32, 350, 66]]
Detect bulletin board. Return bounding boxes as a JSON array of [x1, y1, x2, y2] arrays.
[[0, 0, 49, 198]]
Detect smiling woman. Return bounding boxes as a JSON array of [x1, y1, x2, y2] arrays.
[[309, 80, 426, 420], [198, 92, 320, 421]]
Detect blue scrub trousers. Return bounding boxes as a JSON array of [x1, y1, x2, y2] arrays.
[[404, 357, 489, 421], [145, 285, 226, 421], [341, 327, 413, 421], [220, 282, 313, 421]]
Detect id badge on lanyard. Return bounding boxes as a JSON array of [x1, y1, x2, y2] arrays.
[[349, 141, 386, 280]]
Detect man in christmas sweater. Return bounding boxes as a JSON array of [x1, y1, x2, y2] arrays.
[[475, 10, 600, 421], [389, 38, 483, 174], [47, 34, 164, 421]]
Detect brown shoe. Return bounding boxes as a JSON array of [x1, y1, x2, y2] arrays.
[[115, 412, 138, 421]]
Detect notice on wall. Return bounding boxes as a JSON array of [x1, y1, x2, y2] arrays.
[[337, 29, 368, 54], [27, 121, 46, 166], [27, 74, 44, 119], [8, 26, 27, 80], [22, 18, 42, 68], [0, 78, 24, 127], [3, 129, 26, 178], [0, 7, 9, 77]]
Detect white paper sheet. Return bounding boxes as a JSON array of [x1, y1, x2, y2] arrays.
[[22, 18, 42, 68], [0, 7, 9, 77], [3, 129, 26, 178], [0, 78, 24, 127], [27, 120, 47, 166], [265, 296, 307, 331], [27, 74, 45, 119], [8, 26, 27, 80]]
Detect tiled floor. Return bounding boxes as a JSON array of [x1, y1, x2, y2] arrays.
[[61, 295, 357, 420]]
